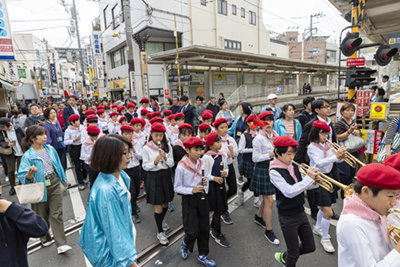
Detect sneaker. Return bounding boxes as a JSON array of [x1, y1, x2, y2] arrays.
[[140, 181, 144, 189], [157, 232, 169, 245], [57, 245, 72, 254], [197, 254, 216, 267], [274, 252, 286, 267], [67, 182, 72, 187], [132, 214, 141, 223], [238, 176, 244, 184], [253, 197, 260, 208], [5, 176, 8, 182], [215, 234, 231, 248], [168, 202, 175, 212], [237, 190, 244, 205], [143, 190, 146, 195], [78, 184, 85, 191], [264, 230, 280, 245], [9, 187, 16, 196], [42, 240, 54, 247], [83, 179, 89, 184], [135, 205, 141, 213], [162, 220, 170, 232], [313, 226, 331, 239], [221, 212, 233, 225], [254, 214, 266, 229], [321, 238, 335, 253], [179, 237, 188, 260], [209, 227, 218, 239]]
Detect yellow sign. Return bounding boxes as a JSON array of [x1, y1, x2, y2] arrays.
[[370, 103, 388, 120], [109, 78, 126, 90], [89, 68, 95, 84], [38, 81, 42, 90], [214, 72, 226, 85]]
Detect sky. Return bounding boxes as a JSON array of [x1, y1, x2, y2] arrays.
[[6, 0, 350, 49]]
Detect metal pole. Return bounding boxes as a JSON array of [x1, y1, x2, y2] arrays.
[[123, 0, 135, 101], [309, 15, 312, 62], [72, 0, 86, 97], [338, 25, 353, 101]]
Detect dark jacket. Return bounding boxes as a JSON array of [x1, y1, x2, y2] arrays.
[[0, 127, 25, 164], [298, 110, 317, 129], [24, 114, 44, 129], [43, 121, 64, 150], [169, 105, 181, 114], [63, 105, 80, 128], [206, 103, 220, 122], [180, 104, 198, 126], [294, 116, 337, 164], [0, 201, 48, 267]]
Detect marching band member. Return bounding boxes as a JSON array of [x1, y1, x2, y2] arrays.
[[81, 115, 103, 143], [202, 110, 215, 132], [96, 109, 109, 135], [108, 112, 120, 134], [163, 110, 172, 128], [173, 123, 193, 173], [170, 113, 185, 145], [80, 125, 102, 188], [111, 104, 118, 113], [125, 103, 136, 123]]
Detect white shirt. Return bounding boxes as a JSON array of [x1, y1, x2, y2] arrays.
[[270, 169, 318, 199], [98, 119, 109, 132], [307, 143, 341, 174], [81, 127, 103, 143], [71, 106, 79, 115], [383, 81, 391, 93], [169, 132, 179, 146], [252, 134, 274, 163], [142, 143, 174, 172], [108, 121, 119, 134], [202, 154, 229, 193], [317, 115, 333, 142], [136, 107, 153, 116], [64, 125, 84, 146], [80, 143, 93, 165], [337, 213, 400, 267], [238, 132, 254, 154], [133, 131, 146, 148], [126, 142, 142, 169], [220, 135, 238, 165], [174, 162, 211, 195]]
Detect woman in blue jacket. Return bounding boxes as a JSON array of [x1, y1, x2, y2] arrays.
[[273, 104, 302, 142], [79, 134, 138, 267], [18, 125, 70, 254]]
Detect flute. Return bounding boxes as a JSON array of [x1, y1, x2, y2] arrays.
[[201, 166, 206, 200], [220, 162, 224, 190], [157, 141, 164, 166], [227, 138, 234, 160]]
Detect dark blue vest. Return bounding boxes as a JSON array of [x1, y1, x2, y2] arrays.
[[242, 132, 253, 160], [211, 155, 223, 177]]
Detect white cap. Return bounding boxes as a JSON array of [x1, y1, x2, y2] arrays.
[[267, 93, 278, 100]]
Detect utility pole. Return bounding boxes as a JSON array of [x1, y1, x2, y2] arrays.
[[46, 44, 53, 87], [72, 0, 86, 97], [33, 66, 41, 103], [123, 0, 135, 100], [309, 15, 313, 62]]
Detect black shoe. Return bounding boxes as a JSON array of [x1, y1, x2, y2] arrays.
[[221, 212, 233, 225], [9, 187, 15, 196], [135, 205, 141, 213], [264, 230, 280, 245], [311, 212, 317, 221], [215, 234, 231, 248], [132, 214, 141, 223], [254, 214, 266, 228], [209, 227, 218, 239], [332, 211, 340, 220], [238, 176, 244, 184]]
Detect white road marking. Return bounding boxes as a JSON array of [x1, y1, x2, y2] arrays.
[[65, 168, 76, 185]]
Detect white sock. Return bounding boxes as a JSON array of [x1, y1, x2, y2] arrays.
[[254, 196, 259, 203], [315, 210, 324, 230], [321, 218, 330, 239]]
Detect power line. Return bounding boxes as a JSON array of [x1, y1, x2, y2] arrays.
[[13, 25, 67, 33], [13, 4, 61, 20], [11, 18, 70, 22]]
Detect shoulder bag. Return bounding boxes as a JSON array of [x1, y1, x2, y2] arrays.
[[15, 176, 44, 205], [0, 131, 13, 155], [338, 120, 366, 153]]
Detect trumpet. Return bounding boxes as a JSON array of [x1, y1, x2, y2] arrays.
[[325, 139, 365, 168], [291, 161, 355, 197], [387, 209, 400, 221], [387, 209, 400, 244]]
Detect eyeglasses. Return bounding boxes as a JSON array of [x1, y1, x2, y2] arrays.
[[122, 151, 133, 158]]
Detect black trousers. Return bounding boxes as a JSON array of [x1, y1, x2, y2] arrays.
[[0, 153, 8, 177], [279, 212, 316, 267], [226, 163, 237, 199], [124, 166, 141, 215], [182, 193, 209, 256], [86, 164, 99, 189], [69, 145, 86, 185]]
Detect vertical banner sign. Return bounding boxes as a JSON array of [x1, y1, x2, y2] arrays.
[[9, 62, 18, 81], [0, 1, 15, 60], [95, 58, 104, 80], [374, 130, 383, 154], [365, 130, 383, 154], [50, 64, 57, 83], [164, 88, 170, 100], [86, 45, 93, 68], [356, 90, 371, 117], [88, 68, 95, 84], [92, 31, 101, 56]]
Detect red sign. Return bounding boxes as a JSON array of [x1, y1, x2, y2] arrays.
[[356, 90, 371, 117], [346, 57, 365, 67], [374, 130, 383, 154], [164, 88, 170, 100]]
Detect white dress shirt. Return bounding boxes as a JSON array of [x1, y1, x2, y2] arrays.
[[270, 169, 318, 199], [220, 135, 238, 165], [169, 132, 179, 146], [238, 133, 253, 154], [142, 143, 174, 171], [126, 142, 143, 169], [71, 106, 79, 115], [133, 131, 146, 148], [337, 213, 400, 267], [202, 154, 229, 193], [64, 125, 84, 146], [98, 119, 109, 132], [307, 143, 342, 174], [252, 134, 274, 163], [80, 143, 93, 165], [174, 161, 211, 195], [108, 121, 119, 134]]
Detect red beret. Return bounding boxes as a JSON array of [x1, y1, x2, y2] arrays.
[[86, 115, 98, 121], [175, 113, 184, 119], [111, 104, 118, 108], [97, 105, 104, 110], [127, 103, 136, 108], [183, 137, 203, 149], [147, 113, 153, 119], [383, 154, 400, 172], [246, 114, 256, 123], [357, 163, 400, 190], [205, 132, 219, 147], [118, 116, 128, 123], [202, 110, 213, 119], [259, 111, 274, 120], [96, 109, 105, 115], [130, 118, 142, 126], [199, 123, 211, 131], [118, 106, 126, 112], [151, 123, 166, 133], [120, 125, 134, 132], [312, 121, 330, 132], [68, 114, 80, 122], [213, 118, 228, 128], [131, 101, 137, 105], [273, 136, 299, 147], [104, 105, 110, 109], [140, 109, 149, 115], [139, 118, 146, 128], [141, 98, 149, 103], [178, 123, 193, 131], [150, 117, 164, 125], [152, 112, 161, 117], [164, 110, 172, 115], [169, 114, 176, 120], [85, 109, 95, 116], [110, 112, 118, 117], [87, 125, 100, 134]]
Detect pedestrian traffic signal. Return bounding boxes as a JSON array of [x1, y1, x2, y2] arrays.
[[340, 32, 362, 57], [374, 45, 399, 66], [345, 68, 376, 88]]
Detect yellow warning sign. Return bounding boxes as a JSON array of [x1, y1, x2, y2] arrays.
[[370, 103, 388, 120]]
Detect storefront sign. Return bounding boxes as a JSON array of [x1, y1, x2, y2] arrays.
[[0, 1, 15, 60], [92, 31, 101, 56], [109, 78, 126, 90], [356, 90, 370, 117], [190, 72, 204, 85], [18, 68, 26, 79], [50, 64, 57, 83], [87, 45, 93, 68], [164, 88, 170, 99]]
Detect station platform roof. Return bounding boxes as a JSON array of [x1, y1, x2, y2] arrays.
[[149, 45, 340, 73]]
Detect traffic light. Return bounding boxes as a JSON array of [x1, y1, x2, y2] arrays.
[[374, 45, 399, 66], [345, 68, 377, 88], [340, 32, 362, 57]]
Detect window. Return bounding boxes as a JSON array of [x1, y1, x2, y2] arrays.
[[224, 39, 241, 51], [313, 47, 322, 56], [112, 3, 122, 29], [111, 47, 126, 69], [271, 53, 277, 57], [145, 42, 182, 56], [201, 0, 206, 5], [103, 5, 112, 29], [241, 8, 245, 18], [120, 0, 125, 22], [289, 37, 296, 42], [249, 11, 256, 25], [327, 50, 337, 62], [232, 5, 236, 15], [218, 0, 227, 15]]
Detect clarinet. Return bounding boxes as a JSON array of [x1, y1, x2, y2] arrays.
[[157, 141, 164, 166], [227, 138, 234, 160], [220, 161, 224, 190], [201, 166, 206, 200]]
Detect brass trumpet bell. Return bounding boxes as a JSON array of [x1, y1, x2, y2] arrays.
[[325, 139, 365, 168], [388, 225, 400, 245]]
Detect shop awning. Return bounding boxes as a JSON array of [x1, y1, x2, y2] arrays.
[[0, 80, 17, 92], [51, 95, 61, 99]]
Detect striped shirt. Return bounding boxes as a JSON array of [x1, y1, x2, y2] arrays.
[[284, 120, 295, 138], [36, 149, 54, 174]]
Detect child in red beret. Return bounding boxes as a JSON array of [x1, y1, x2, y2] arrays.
[[97, 110, 109, 135], [169, 114, 185, 145], [307, 120, 347, 253], [108, 112, 120, 134], [131, 117, 147, 198], [80, 125, 102, 188], [172, 124, 193, 175]]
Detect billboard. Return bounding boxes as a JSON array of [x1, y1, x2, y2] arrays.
[[0, 0, 15, 60]]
